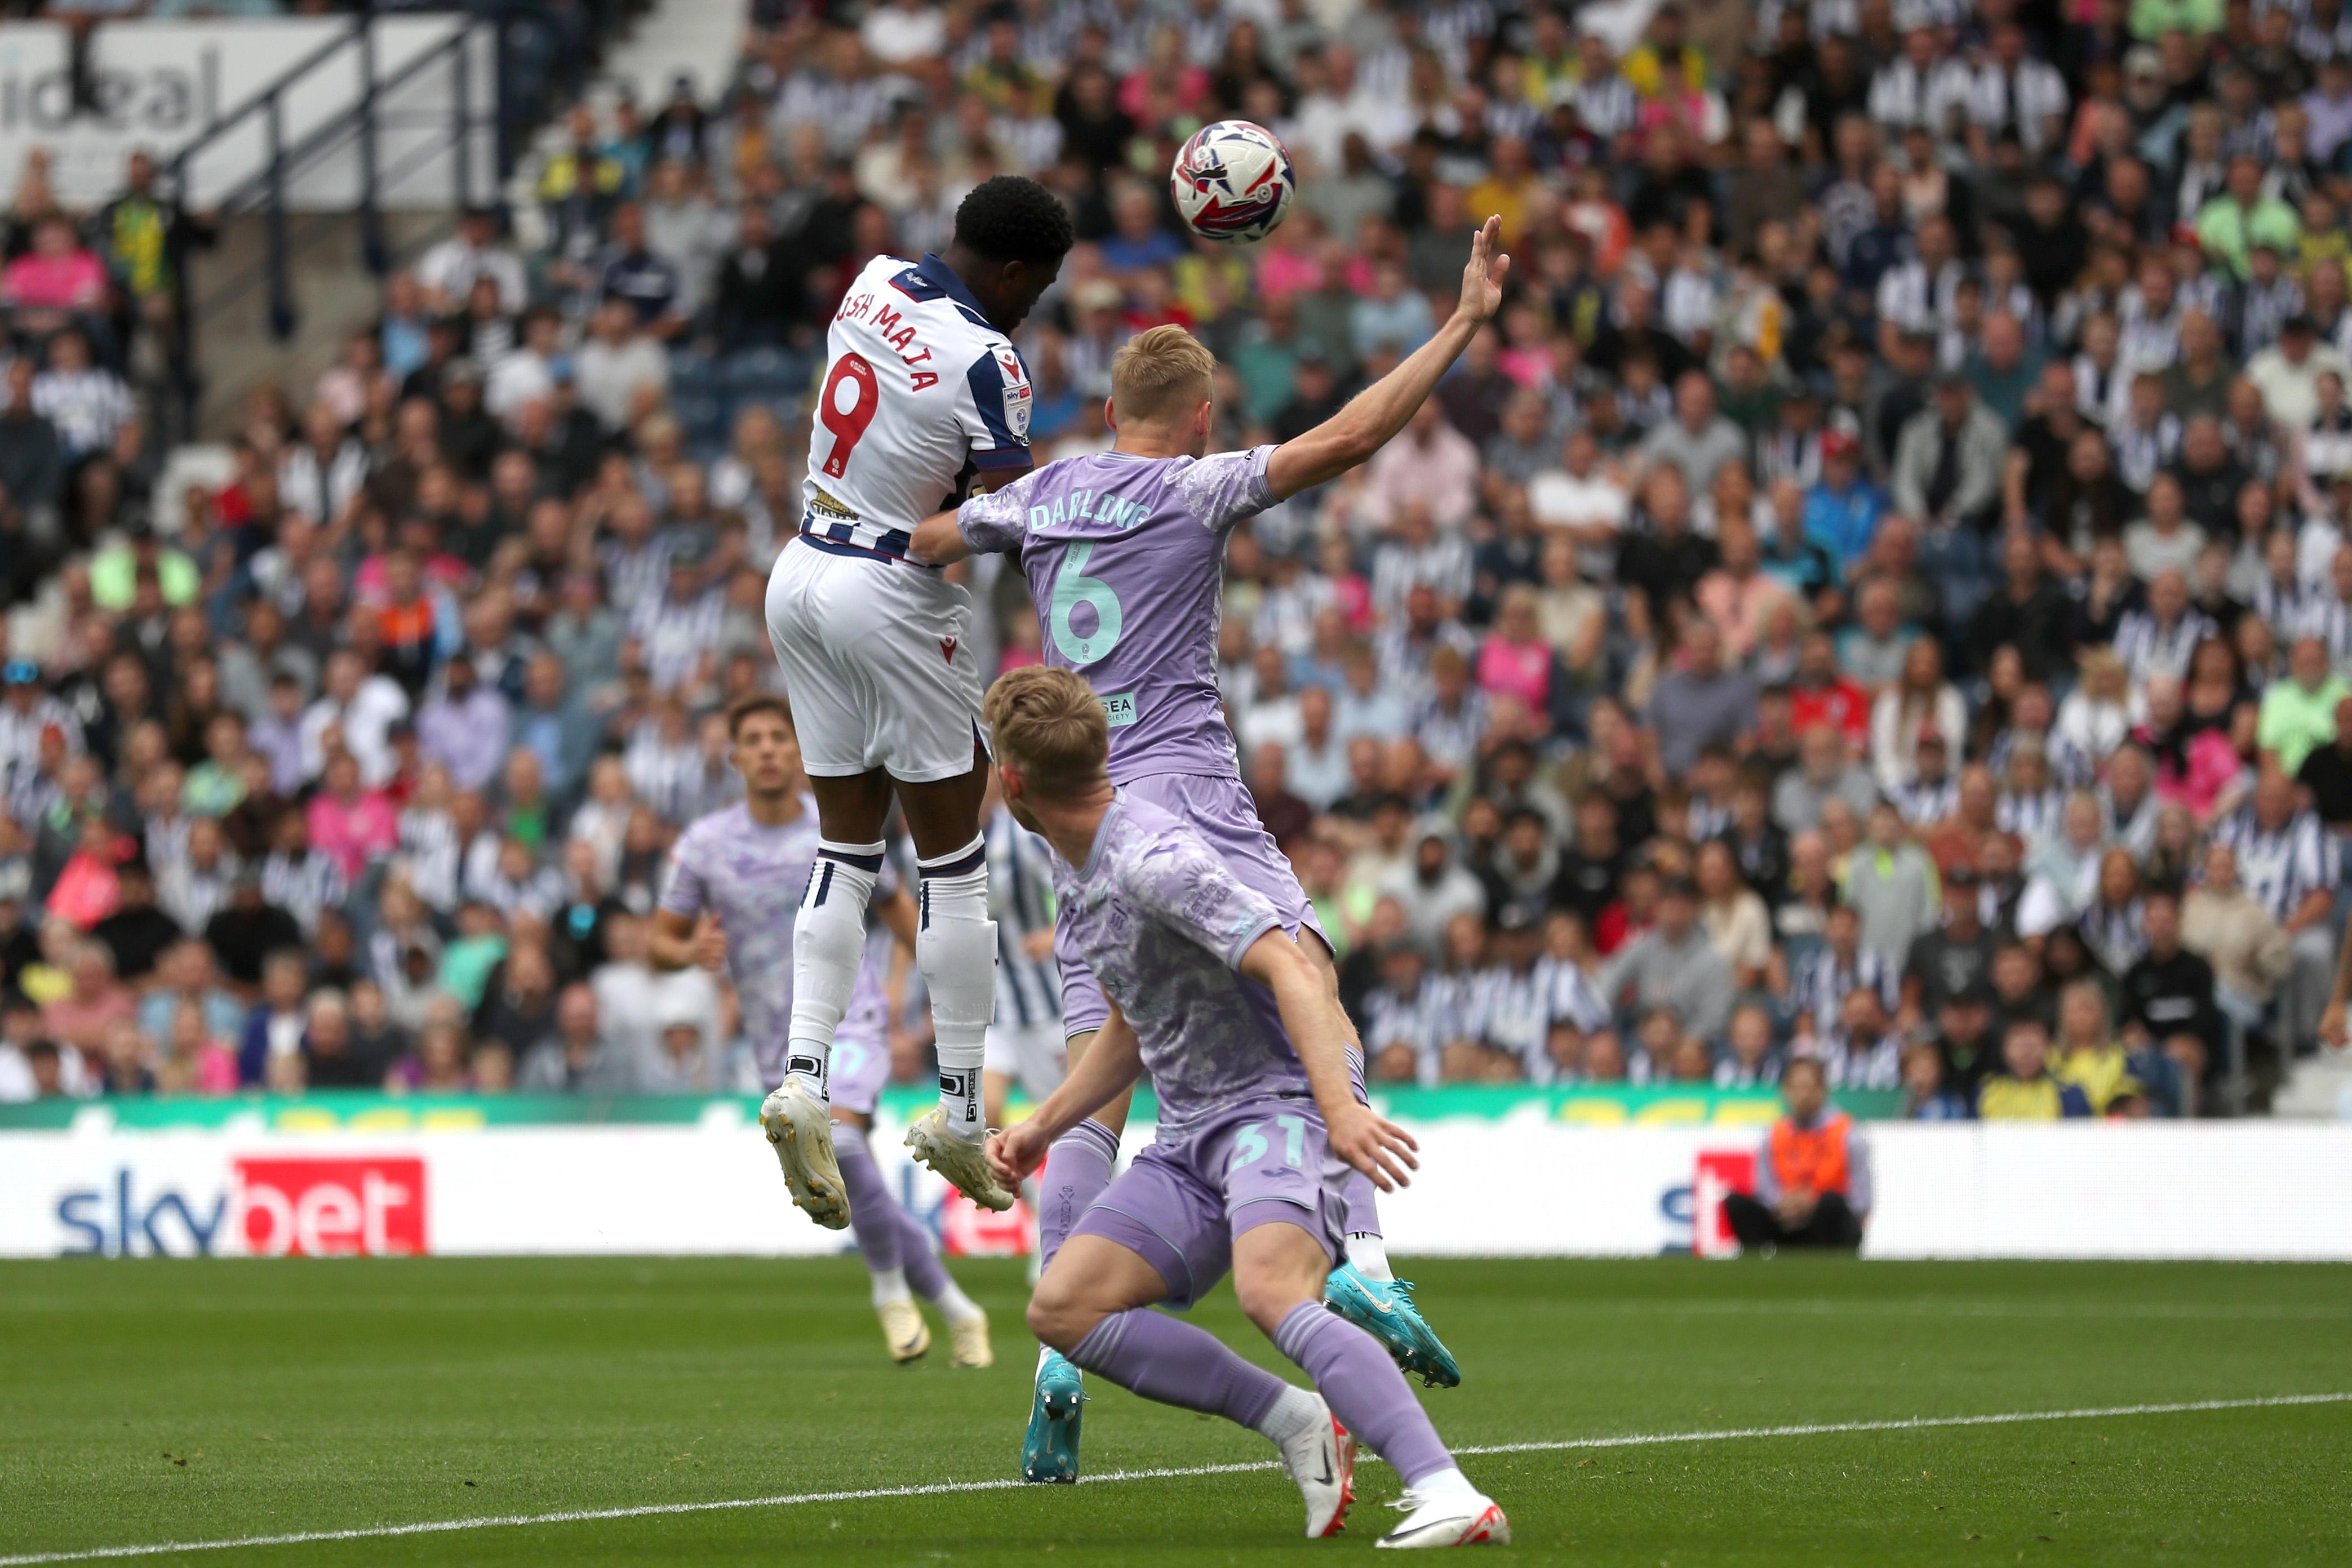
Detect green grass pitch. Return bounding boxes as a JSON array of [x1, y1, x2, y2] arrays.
[[2, 1255, 2346, 1565]]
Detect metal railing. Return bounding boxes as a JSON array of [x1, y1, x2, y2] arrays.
[[166, 8, 497, 339], [149, 1, 631, 438]]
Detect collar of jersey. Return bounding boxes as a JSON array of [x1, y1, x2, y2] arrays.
[[1077, 790, 1124, 881], [916, 252, 993, 325]]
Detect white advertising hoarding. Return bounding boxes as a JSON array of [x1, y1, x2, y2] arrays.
[[0, 16, 492, 211], [3, 1112, 2349, 1261]]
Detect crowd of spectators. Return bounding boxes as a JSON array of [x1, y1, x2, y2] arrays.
[[3, 0, 2351, 1121]]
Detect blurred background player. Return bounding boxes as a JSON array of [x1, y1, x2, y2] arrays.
[[918, 216, 1514, 1475], [983, 668, 1507, 1549], [653, 693, 989, 1366], [978, 769, 1066, 1237], [761, 176, 1073, 1227]]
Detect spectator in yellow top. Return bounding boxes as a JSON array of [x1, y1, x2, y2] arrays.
[[1977, 1018, 2094, 1119], [1465, 137, 1543, 253], [1620, 3, 1707, 101], [2051, 978, 2133, 1113]]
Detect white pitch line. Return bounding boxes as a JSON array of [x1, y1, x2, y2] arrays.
[[1, 1392, 2341, 1566]]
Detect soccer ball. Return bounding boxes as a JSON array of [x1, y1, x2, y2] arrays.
[[1169, 120, 1297, 246]]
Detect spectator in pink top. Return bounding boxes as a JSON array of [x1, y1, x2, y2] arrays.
[[43, 938, 135, 1054], [1477, 585, 1554, 718], [1362, 399, 1481, 530], [3, 215, 109, 336], [305, 750, 398, 881], [1694, 517, 1796, 664]]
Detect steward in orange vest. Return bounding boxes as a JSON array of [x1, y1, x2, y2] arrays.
[[1723, 1058, 1871, 1251]]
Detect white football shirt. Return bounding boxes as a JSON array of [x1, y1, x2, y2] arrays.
[[800, 252, 1033, 560]]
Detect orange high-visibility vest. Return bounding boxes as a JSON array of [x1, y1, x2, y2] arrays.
[[1769, 1111, 1852, 1196]]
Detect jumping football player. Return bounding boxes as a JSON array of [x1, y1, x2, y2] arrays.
[[915, 216, 1510, 1472], [982, 668, 1509, 1549], [654, 693, 992, 1367], [762, 175, 1073, 1227]]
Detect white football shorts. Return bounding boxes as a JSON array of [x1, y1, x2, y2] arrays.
[[765, 537, 988, 784]]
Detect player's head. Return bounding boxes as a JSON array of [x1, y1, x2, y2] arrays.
[[1109, 325, 1217, 456], [984, 667, 1108, 828], [726, 691, 802, 798], [946, 175, 1074, 332]]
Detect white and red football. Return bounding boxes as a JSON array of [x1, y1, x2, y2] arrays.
[[1169, 119, 1298, 246]]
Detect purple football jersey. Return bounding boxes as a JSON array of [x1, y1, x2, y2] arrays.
[[1051, 792, 1310, 1140], [660, 798, 895, 1090], [957, 444, 1276, 784]]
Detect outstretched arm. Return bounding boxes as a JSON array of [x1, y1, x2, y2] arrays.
[[1239, 929, 1419, 1191], [1262, 215, 1510, 502], [910, 508, 970, 564], [987, 1001, 1144, 1184]]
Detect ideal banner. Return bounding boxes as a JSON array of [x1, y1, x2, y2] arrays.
[[0, 17, 493, 209], [3, 1113, 2349, 1261]]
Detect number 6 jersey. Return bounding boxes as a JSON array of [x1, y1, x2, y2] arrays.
[[955, 443, 1279, 782], [804, 252, 1034, 555]]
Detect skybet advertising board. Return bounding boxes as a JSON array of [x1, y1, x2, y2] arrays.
[[3, 1096, 2347, 1261]]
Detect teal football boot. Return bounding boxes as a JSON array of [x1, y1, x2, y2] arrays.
[[1324, 1263, 1462, 1389], [1021, 1348, 1086, 1482]]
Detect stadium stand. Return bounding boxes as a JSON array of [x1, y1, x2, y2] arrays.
[[1, 0, 2348, 1127]]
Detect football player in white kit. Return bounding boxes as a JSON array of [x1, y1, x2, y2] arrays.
[[761, 176, 1073, 1229], [977, 771, 1068, 1259]]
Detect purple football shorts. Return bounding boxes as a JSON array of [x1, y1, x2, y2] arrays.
[[1067, 1096, 1350, 1309]]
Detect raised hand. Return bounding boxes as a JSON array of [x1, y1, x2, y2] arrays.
[[1459, 214, 1511, 325]]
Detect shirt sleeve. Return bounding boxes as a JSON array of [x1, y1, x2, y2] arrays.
[[1175, 444, 1277, 534], [1752, 1132, 1783, 1205], [958, 343, 1035, 473], [957, 466, 1042, 554], [657, 830, 705, 917], [1124, 829, 1285, 970], [1844, 1126, 1872, 1215]]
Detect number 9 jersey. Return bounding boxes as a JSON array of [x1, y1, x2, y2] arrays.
[[801, 253, 1033, 554], [766, 252, 1034, 784]]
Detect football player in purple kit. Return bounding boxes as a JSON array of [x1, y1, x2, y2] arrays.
[[980, 668, 1508, 1548], [653, 693, 992, 1367], [913, 216, 1509, 1476]]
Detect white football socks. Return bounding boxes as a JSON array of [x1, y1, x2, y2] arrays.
[[1253, 1383, 1325, 1446], [786, 839, 884, 1098], [869, 1267, 910, 1307], [1408, 1465, 1479, 1499], [924, 1277, 987, 1326], [917, 836, 996, 1143], [1345, 1232, 1395, 1281]]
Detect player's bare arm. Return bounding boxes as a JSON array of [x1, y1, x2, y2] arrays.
[[649, 908, 726, 972], [909, 506, 971, 565], [1262, 215, 1510, 502], [987, 1002, 1144, 1187], [1237, 930, 1418, 1191]]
